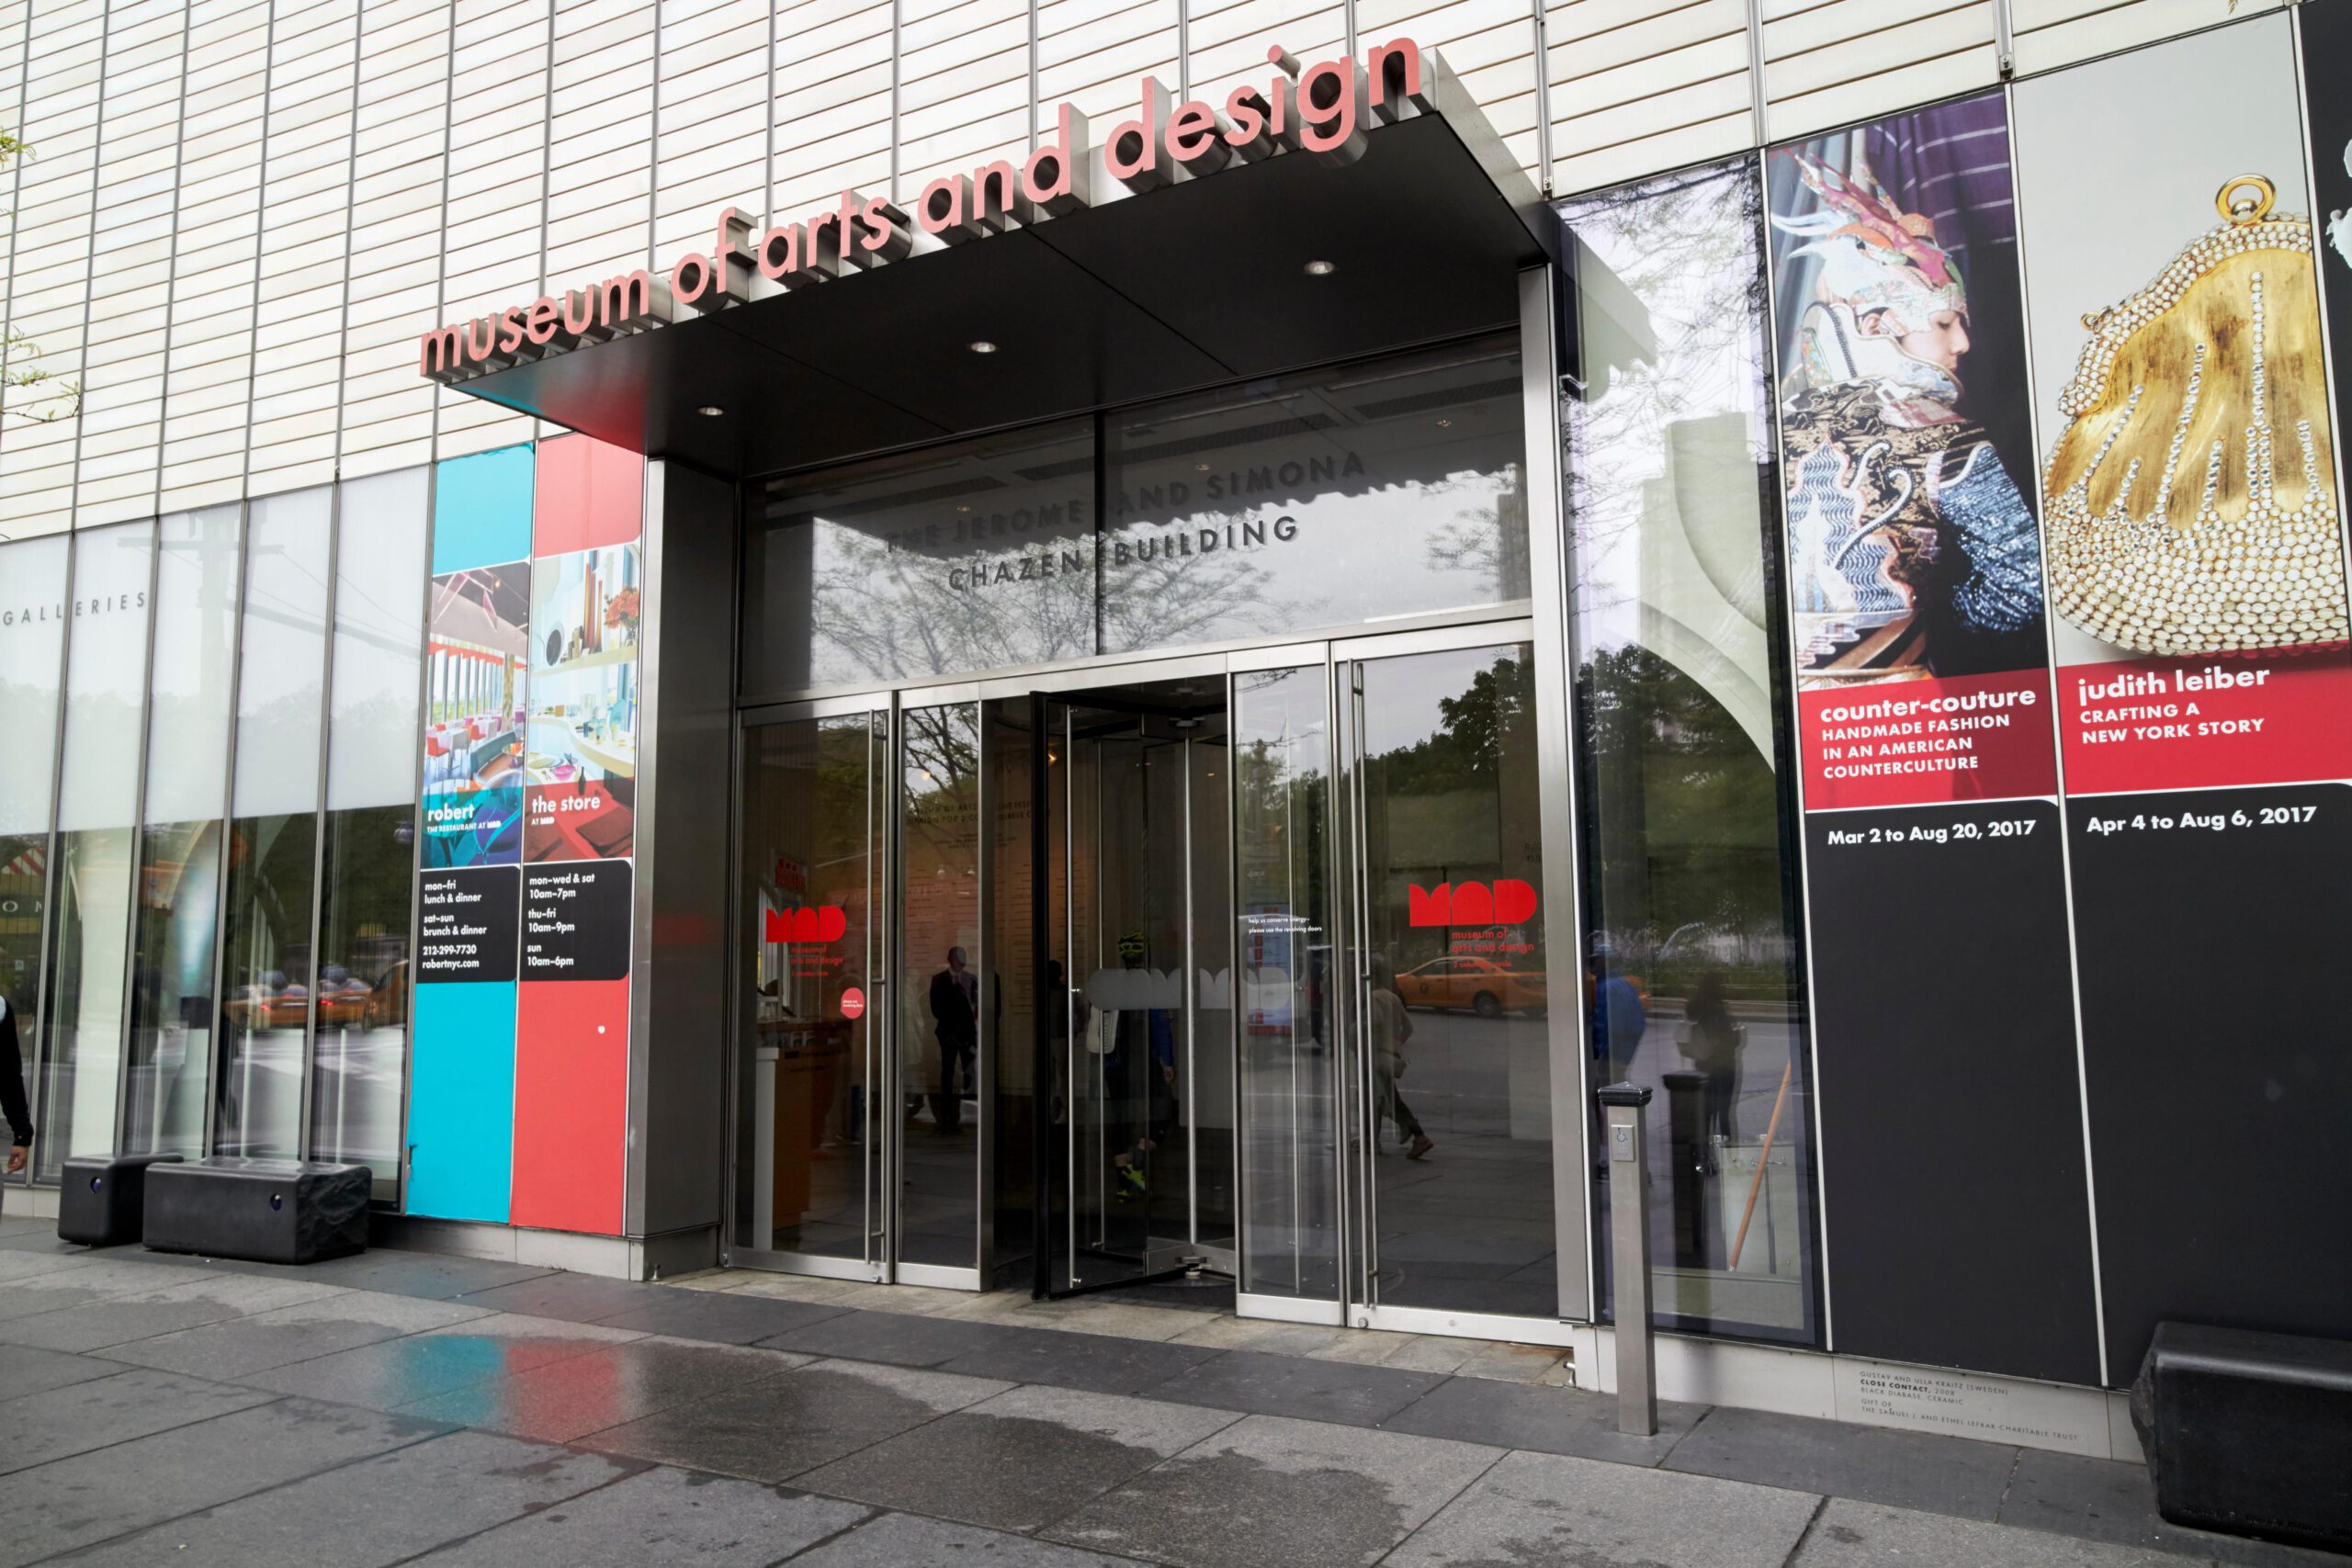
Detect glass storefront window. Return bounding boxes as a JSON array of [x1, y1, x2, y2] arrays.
[[1558, 163, 1820, 1344], [1233, 664, 1337, 1302], [311, 469, 430, 1197], [123, 504, 243, 1158], [1102, 336, 1528, 650], [0, 536, 71, 1159], [40, 521, 158, 1179], [741, 336, 1532, 701], [747, 421, 1095, 695], [217, 488, 332, 1159]]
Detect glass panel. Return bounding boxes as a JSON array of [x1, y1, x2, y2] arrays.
[[217, 488, 332, 1159], [1233, 664, 1336, 1301], [1102, 335, 1527, 650], [746, 420, 1095, 696], [40, 521, 158, 1179], [311, 470, 430, 1197], [1558, 163, 1820, 1343], [899, 700, 981, 1269], [737, 712, 881, 1260], [0, 536, 70, 1133], [1354, 643, 1555, 1318], [985, 698, 1041, 1290], [124, 505, 243, 1158]]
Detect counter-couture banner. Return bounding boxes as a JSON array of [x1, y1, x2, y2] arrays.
[[1767, 96, 2100, 1388], [1770, 90, 2058, 810]]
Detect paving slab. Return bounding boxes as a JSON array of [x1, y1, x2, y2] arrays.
[[0, 1397, 447, 1567], [0, 1341, 141, 1402], [0, 1257, 200, 1317], [410, 1464, 869, 1566], [0, 1248, 107, 1281], [46, 1427, 644, 1567], [98, 1289, 492, 1381], [0, 1366, 276, 1475], [1136, 1348, 1447, 1428], [2002, 1449, 2346, 1567], [394, 1335, 809, 1442], [763, 1306, 1024, 1367], [789, 1510, 1151, 1565], [1792, 1497, 2215, 1567], [933, 1322, 1225, 1395], [795, 1383, 1244, 1532], [1046, 1412, 1500, 1568], [0, 1271, 349, 1352], [1664, 1404, 2021, 1520], [578, 1358, 1013, 1482], [284, 1251, 559, 1302], [590, 1284, 851, 1344], [240, 1312, 648, 1410], [1382, 1372, 1698, 1466], [450, 1271, 664, 1322], [1382, 1447, 1821, 1568]]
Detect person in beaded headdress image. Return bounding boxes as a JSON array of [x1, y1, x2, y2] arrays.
[[1772, 137, 2048, 686]]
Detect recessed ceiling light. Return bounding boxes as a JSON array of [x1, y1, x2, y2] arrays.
[[1195, 463, 1211, 471], [969, 340, 998, 354], [956, 504, 971, 512], [696, 404, 725, 417], [1303, 259, 1336, 276], [1436, 417, 1453, 427]]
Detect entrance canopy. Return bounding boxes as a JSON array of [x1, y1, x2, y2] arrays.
[[442, 59, 1553, 480]]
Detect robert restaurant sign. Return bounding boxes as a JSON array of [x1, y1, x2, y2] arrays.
[[420, 38, 1442, 383]]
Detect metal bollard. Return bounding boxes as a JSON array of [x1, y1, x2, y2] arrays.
[[1597, 1080, 1657, 1437]]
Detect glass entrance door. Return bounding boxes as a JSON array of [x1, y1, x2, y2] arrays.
[[1034, 679, 1234, 1295], [732, 699, 889, 1277], [1334, 631, 1566, 1326]]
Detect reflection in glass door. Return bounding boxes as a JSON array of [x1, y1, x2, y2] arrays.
[[1034, 681, 1234, 1296], [734, 704, 888, 1275], [1339, 639, 1558, 1322]]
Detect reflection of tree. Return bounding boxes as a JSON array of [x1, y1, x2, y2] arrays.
[[1558, 165, 1771, 625], [1420, 466, 1532, 600], [1099, 507, 1320, 651], [1575, 644, 1787, 989], [1376, 654, 1530, 795], [808, 526, 1094, 685]]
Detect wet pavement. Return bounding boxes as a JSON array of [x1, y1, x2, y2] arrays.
[[0, 1215, 2335, 1567]]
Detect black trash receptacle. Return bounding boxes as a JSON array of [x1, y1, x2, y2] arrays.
[[58, 1153, 185, 1247]]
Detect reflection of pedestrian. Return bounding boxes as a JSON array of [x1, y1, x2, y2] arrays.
[[927, 947, 978, 1134], [1369, 957, 1432, 1161], [1588, 946, 1646, 1083], [0, 992, 30, 1181], [1109, 933, 1176, 1201], [1683, 970, 1746, 1154]]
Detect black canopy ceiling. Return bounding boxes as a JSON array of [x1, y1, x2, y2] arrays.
[[445, 99, 1554, 480]]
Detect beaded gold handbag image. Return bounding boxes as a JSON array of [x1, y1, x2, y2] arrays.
[[2042, 175, 2349, 656]]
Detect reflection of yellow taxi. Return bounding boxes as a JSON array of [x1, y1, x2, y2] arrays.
[[1396, 955, 1546, 1018]]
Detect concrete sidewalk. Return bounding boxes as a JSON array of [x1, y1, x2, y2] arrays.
[[0, 1219, 2332, 1567]]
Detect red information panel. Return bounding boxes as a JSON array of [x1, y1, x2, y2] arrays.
[[1800, 669, 2058, 811], [510, 977, 630, 1235], [2055, 647, 2352, 795]]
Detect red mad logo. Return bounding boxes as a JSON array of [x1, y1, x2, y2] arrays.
[[764, 905, 847, 943], [1408, 880, 1537, 928]]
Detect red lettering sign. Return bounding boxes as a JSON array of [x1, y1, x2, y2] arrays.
[[1408, 879, 1537, 928], [420, 36, 1441, 385], [763, 906, 847, 943]]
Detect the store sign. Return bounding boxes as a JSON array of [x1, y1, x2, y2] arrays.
[[420, 37, 1442, 383]]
